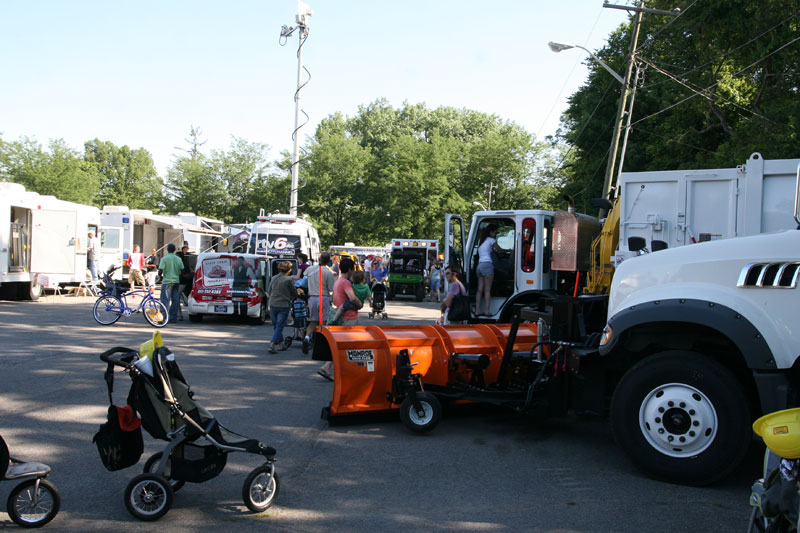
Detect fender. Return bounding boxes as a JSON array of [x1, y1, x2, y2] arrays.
[[599, 298, 775, 370]]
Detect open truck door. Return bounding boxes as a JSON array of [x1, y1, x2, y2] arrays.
[[443, 214, 466, 285]]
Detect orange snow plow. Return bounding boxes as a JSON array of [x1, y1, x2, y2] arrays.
[[312, 308, 584, 432]]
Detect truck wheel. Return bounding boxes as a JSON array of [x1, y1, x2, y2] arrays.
[[610, 351, 751, 486], [399, 392, 442, 434], [414, 284, 425, 302], [19, 280, 41, 301]]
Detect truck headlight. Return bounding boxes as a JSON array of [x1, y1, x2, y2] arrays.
[[600, 325, 613, 346]]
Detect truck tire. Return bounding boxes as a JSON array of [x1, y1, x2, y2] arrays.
[[19, 279, 41, 301], [610, 350, 751, 486], [414, 284, 425, 302]]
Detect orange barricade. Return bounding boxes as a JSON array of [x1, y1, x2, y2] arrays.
[[316, 323, 541, 416]]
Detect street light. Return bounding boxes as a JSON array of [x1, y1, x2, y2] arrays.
[[548, 31, 643, 204], [548, 41, 624, 84], [473, 201, 487, 210]]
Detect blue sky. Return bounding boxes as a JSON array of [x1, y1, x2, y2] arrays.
[[0, 1, 629, 175]]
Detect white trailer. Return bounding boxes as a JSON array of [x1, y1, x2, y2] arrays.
[[100, 207, 223, 277], [176, 212, 226, 254], [616, 152, 800, 261], [0, 182, 101, 300]]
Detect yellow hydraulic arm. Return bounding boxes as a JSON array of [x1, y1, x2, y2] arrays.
[[584, 197, 620, 295]]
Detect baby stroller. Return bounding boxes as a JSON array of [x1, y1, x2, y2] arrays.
[[101, 265, 130, 297], [284, 291, 309, 349], [1, 433, 60, 528], [369, 282, 388, 320], [97, 332, 279, 522]]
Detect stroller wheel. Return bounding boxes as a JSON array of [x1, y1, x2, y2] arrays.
[[143, 452, 185, 492], [242, 465, 280, 513], [124, 473, 173, 522], [369, 312, 374, 319], [7, 478, 60, 528], [383, 313, 388, 319]]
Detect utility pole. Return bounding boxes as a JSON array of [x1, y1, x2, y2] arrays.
[[280, 1, 313, 216], [600, 5, 643, 202], [600, 1, 679, 200]]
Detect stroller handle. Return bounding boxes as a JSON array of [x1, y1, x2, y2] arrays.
[[99, 346, 138, 367]]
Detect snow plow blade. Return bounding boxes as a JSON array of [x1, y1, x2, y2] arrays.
[[312, 323, 541, 417]]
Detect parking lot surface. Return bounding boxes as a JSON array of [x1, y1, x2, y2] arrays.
[[0, 294, 759, 531]]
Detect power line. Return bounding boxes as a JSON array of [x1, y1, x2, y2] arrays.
[[632, 33, 800, 127], [640, 9, 800, 86], [637, 56, 778, 125]]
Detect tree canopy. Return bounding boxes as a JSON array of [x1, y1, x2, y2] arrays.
[[558, 0, 800, 212]]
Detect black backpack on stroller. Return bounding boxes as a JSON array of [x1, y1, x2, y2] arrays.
[[98, 339, 279, 521]]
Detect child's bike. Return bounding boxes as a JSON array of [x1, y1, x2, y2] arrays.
[[93, 288, 169, 328]]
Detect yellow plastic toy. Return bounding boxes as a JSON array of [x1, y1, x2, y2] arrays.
[[139, 331, 163, 361], [753, 408, 800, 459]]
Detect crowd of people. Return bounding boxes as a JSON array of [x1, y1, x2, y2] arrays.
[[90, 236, 451, 382]]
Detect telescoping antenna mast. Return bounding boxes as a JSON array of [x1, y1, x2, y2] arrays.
[[280, 1, 313, 216]]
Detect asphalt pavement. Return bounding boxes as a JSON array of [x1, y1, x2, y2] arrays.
[[0, 292, 761, 531]]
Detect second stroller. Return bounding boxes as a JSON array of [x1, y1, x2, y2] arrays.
[[369, 282, 388, 320], [97, 332, 279, 521]]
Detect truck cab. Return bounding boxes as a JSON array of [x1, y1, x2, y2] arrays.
[[444, 210, 601, 320]]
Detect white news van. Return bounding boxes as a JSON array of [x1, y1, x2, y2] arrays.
[[100, 207, 222, 277], [246, 211, 321, 263], [0, 182, 101, 300]]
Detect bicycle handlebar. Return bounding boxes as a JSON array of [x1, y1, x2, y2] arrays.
[[99, 346, 138, 367]]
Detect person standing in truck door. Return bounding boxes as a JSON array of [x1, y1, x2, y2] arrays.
[[475, 224, 503, 317]]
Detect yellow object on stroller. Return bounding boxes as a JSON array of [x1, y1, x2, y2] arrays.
[[98, 332, 279, 521]]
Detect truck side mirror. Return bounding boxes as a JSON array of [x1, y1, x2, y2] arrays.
[[628, 237, 646, 253], [591, 198, 613, 211]]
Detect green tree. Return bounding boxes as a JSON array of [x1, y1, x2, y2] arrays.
[[302, 114, 374, 245], [300, 101, 565, 247], [0, 136, 100, 204], [83, 139, 162, 209], [559, 0, 800, 211], [165, 127, 279, 222]]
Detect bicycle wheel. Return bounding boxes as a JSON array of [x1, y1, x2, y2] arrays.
[[142, 298, 169, 328], [93, 295, 122, 325]]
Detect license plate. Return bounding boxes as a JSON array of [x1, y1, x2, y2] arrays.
[[214, 305, 228, 313]]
